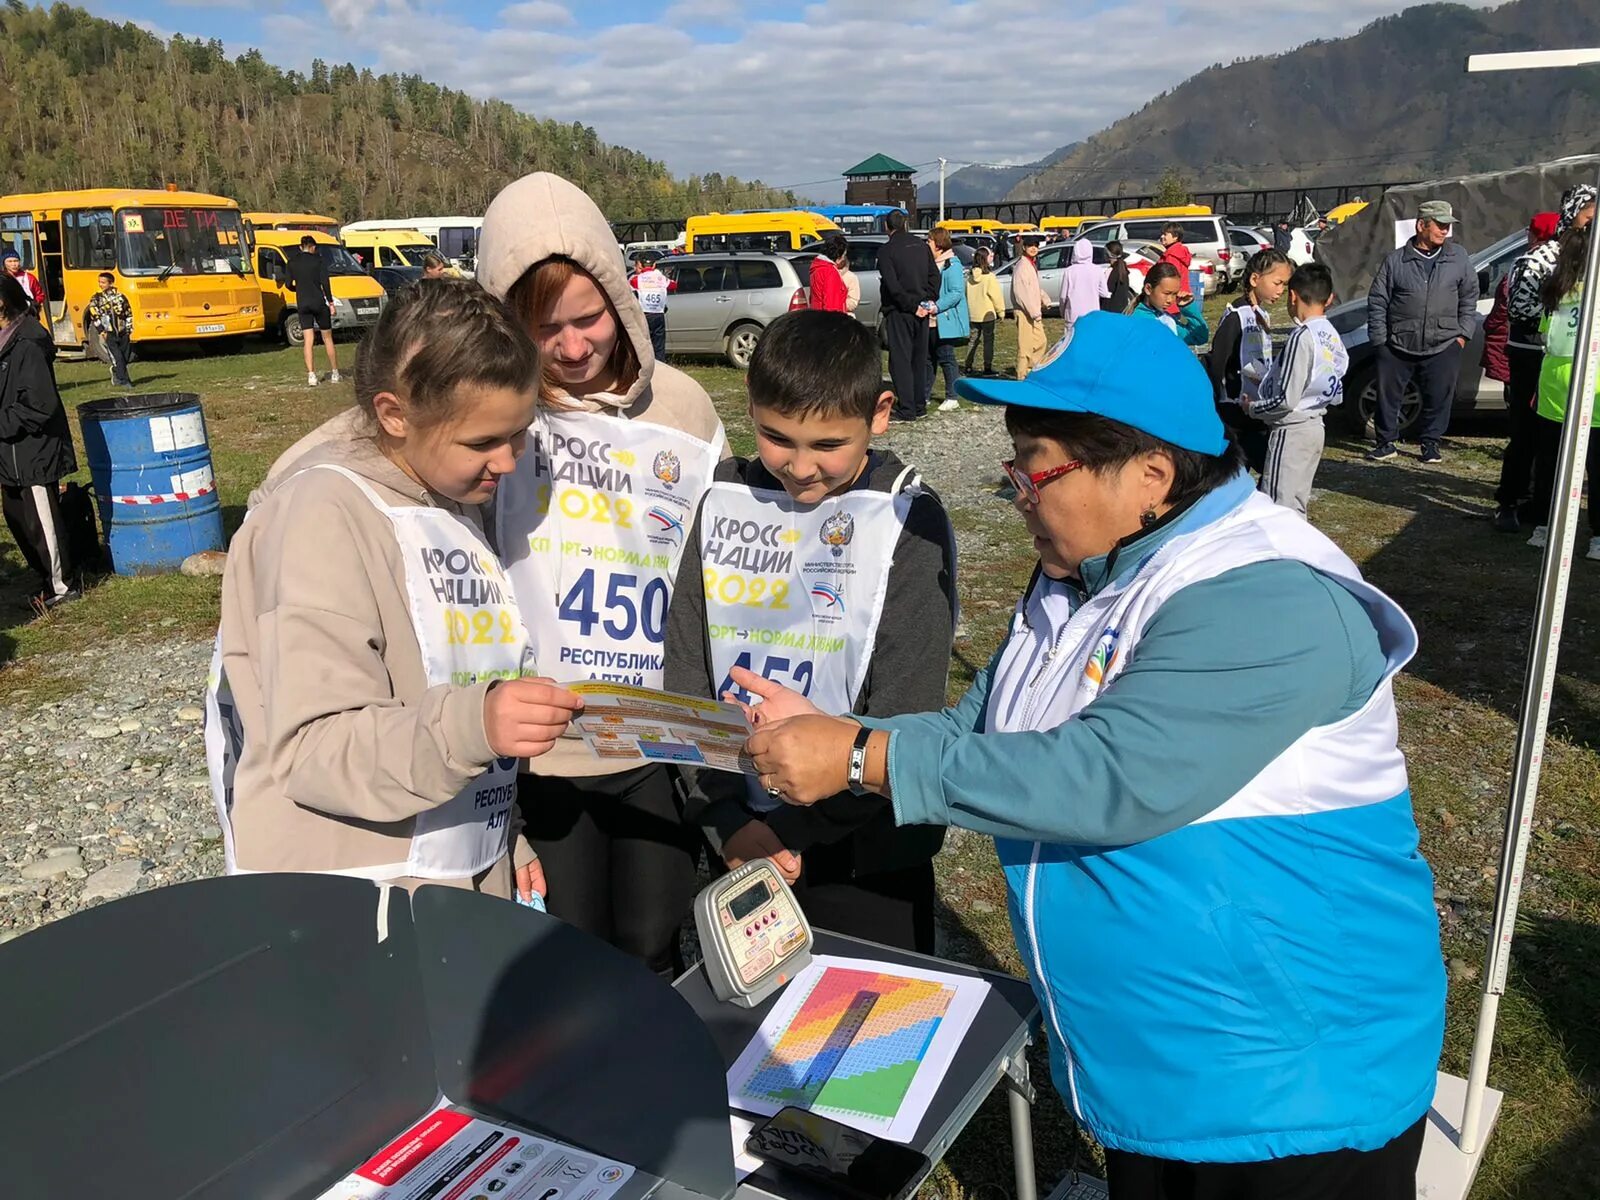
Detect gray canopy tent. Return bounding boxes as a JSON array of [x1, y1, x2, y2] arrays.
[[1318, 153, 1600, 300]]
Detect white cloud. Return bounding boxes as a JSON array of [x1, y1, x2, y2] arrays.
[[498, 0, 574, 27], [663, 0, 743, 26]]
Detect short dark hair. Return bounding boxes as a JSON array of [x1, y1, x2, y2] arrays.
[[885, 208, 908, 234], [300, 235, 317, 249], [1004, 407, 1243, 510], [355, 278, 539, 433], [747, 310, 882, 422], [97, 271, 115, 284], [822, 233, 848, 261], [0, 274, 28, 320], [1162, 222, 1184, 241], [1288, 262, 1334, 306]]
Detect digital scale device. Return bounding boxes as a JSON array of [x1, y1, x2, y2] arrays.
[[693, 860, 814, 1007]]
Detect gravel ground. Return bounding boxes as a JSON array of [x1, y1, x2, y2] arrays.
[[0, 639, 222, 939], [0, 405, 1014, 942]]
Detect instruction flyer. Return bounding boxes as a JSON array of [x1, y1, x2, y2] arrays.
[[560, 681, 756, 774], [314, 1105, 635, 1200]]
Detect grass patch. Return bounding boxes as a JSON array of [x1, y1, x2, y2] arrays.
[[2, 320, 1596, 1197]]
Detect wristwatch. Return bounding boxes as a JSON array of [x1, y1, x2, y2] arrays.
[[846, 725, 873, 796]]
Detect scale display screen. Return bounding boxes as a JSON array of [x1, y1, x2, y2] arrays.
[[729, 879, 771, 921]]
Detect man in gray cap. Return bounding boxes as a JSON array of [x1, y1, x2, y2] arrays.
[[1365, 199, 1479, 463]]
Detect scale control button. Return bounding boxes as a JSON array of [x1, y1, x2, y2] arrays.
[[745, 925, 754, 936]]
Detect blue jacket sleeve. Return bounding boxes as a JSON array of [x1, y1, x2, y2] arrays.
[[883, 562, 1388, 846], [860, 640, 1002, 742], [1176, 300, 1209, 347]]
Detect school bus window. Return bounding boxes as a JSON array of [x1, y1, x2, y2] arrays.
[[64, 209, 116, 271], [1, 214, 35, 268], [257, 247, 286, 280], [117, 206, 248, 276]]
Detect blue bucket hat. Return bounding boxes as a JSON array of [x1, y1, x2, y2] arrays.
[[954, 311, 1227, 455]]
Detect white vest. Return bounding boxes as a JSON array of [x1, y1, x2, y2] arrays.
[[634, 268, 670, 315], [700, 468, 919, 811], [497, 408, 722, 690], [1231, 303, 1273, 407], [986, 492, 1416, 824], [205, 464, 531, 881]]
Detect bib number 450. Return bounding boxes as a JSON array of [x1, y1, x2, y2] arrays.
[[558, 569, 668, 643], [718, 652, 814, 701]]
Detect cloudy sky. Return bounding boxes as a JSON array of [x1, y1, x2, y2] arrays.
[[83, 0, 1502, 201]]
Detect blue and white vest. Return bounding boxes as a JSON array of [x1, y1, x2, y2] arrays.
[[985, 492, 1443, 1161]]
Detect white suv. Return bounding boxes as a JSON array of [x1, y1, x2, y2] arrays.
[[1078, 214, 1238, 287]]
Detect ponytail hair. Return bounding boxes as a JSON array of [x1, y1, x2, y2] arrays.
[[1543, 224, 1590, 314]]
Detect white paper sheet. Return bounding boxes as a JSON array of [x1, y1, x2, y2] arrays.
[[729, 1115, 764, 1181], [726, 954, 990, 1144], [313, 1103, 634, 1200]]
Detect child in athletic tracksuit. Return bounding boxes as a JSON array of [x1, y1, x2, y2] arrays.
[[1250, 262, 1348, 516], [663, 310, 957, 954], [1206, 248, 1291, 475]]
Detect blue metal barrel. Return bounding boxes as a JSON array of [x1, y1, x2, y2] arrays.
[[77, 393, 224, 575]]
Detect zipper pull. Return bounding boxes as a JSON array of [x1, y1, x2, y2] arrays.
[[1030, 646, 1056, 688]]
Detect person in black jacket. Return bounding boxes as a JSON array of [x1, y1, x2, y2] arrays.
[[876, 209, 940, 421], [0, 274, 78, 609], [285, 236, 340, 387]]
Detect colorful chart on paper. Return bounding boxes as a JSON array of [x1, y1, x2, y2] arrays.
[[739, 966, 957, 1123]]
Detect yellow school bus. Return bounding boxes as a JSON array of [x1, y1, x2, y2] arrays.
[[1040, 215, 1104, 234], [683, 212, 842, 253], [934, 219, 1004, 234], [0, 188, 263, 354], [994, 222, 1041, 234], [243, 211, 341, 235], [1111, 204, 1213, 220], [251, 229, 386, 345]]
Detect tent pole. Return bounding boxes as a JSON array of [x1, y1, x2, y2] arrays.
[[1458, 156, 1600, 1155]]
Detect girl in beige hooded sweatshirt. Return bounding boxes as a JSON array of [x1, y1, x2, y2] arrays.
[[208, 280, 583, 897], [478, 172, 728, 975]]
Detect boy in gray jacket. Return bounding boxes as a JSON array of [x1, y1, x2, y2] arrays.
[[1251, 264, 1348, 516]]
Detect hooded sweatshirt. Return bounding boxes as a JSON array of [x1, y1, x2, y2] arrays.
[[0, 314, 76, 487], [1059, 240, 1110, 330], [216, 426, 529, 895], [477, 172, 727, 779]]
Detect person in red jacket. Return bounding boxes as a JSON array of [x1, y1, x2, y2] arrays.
[[808, 234, 850, 313], [4, 252, 45, 312], [1156, 223, 1193, 279]]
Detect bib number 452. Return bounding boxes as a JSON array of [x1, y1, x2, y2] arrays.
[[558, 569, 668, 643], [718, 652, 814, 701]]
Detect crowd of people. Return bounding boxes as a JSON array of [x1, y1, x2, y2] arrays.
[[183, 166, 1481, 1199]]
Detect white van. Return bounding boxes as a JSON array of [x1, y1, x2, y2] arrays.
[[341, 217, 483, 273]]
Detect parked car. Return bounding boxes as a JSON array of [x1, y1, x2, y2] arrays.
[[1227, 225, 1272, 273], [655, 252, 809, 368], [1286, 227, 1320, 266], [1326, 230, 1525, 436], [783, 234, 885, 334], [369, 265, 423, 295], [993, 239, 1205, 315], [1079, 213, 1240, 287]]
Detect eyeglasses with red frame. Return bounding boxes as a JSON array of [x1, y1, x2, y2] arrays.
[[1001, 457, 1083, 504]]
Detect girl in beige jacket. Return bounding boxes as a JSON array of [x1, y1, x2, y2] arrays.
[[479, 172, 728, 976], [209, 281, 583, 898]]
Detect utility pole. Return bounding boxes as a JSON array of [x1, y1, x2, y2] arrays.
[[938, 158, 947, 225], [1457, 45, 1600, 1158]]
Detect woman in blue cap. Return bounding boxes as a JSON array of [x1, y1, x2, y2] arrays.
[[736, 311, 1444, 1200]]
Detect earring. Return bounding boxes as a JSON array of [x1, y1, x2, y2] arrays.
[[1140, 509, 1159, 529]]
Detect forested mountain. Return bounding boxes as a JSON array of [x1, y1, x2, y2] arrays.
[[938, 0, 1599, 204], [0, 2, 794, 220]]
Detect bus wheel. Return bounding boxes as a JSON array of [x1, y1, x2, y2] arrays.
[[283, 312, 304, 347]]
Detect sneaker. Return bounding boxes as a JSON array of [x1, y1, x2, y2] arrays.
[[1493, 508, 1520, 533], [938, 398, 960, 412], [1589, 537, 1600, 562], [307, 371, 319, 386], [1528, 526, 1548, 549], [1420, 445, 1443, 465], [1366, 444, 1397, 462], [329, 369, 343, 384], [42, 588, 81, 610]]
